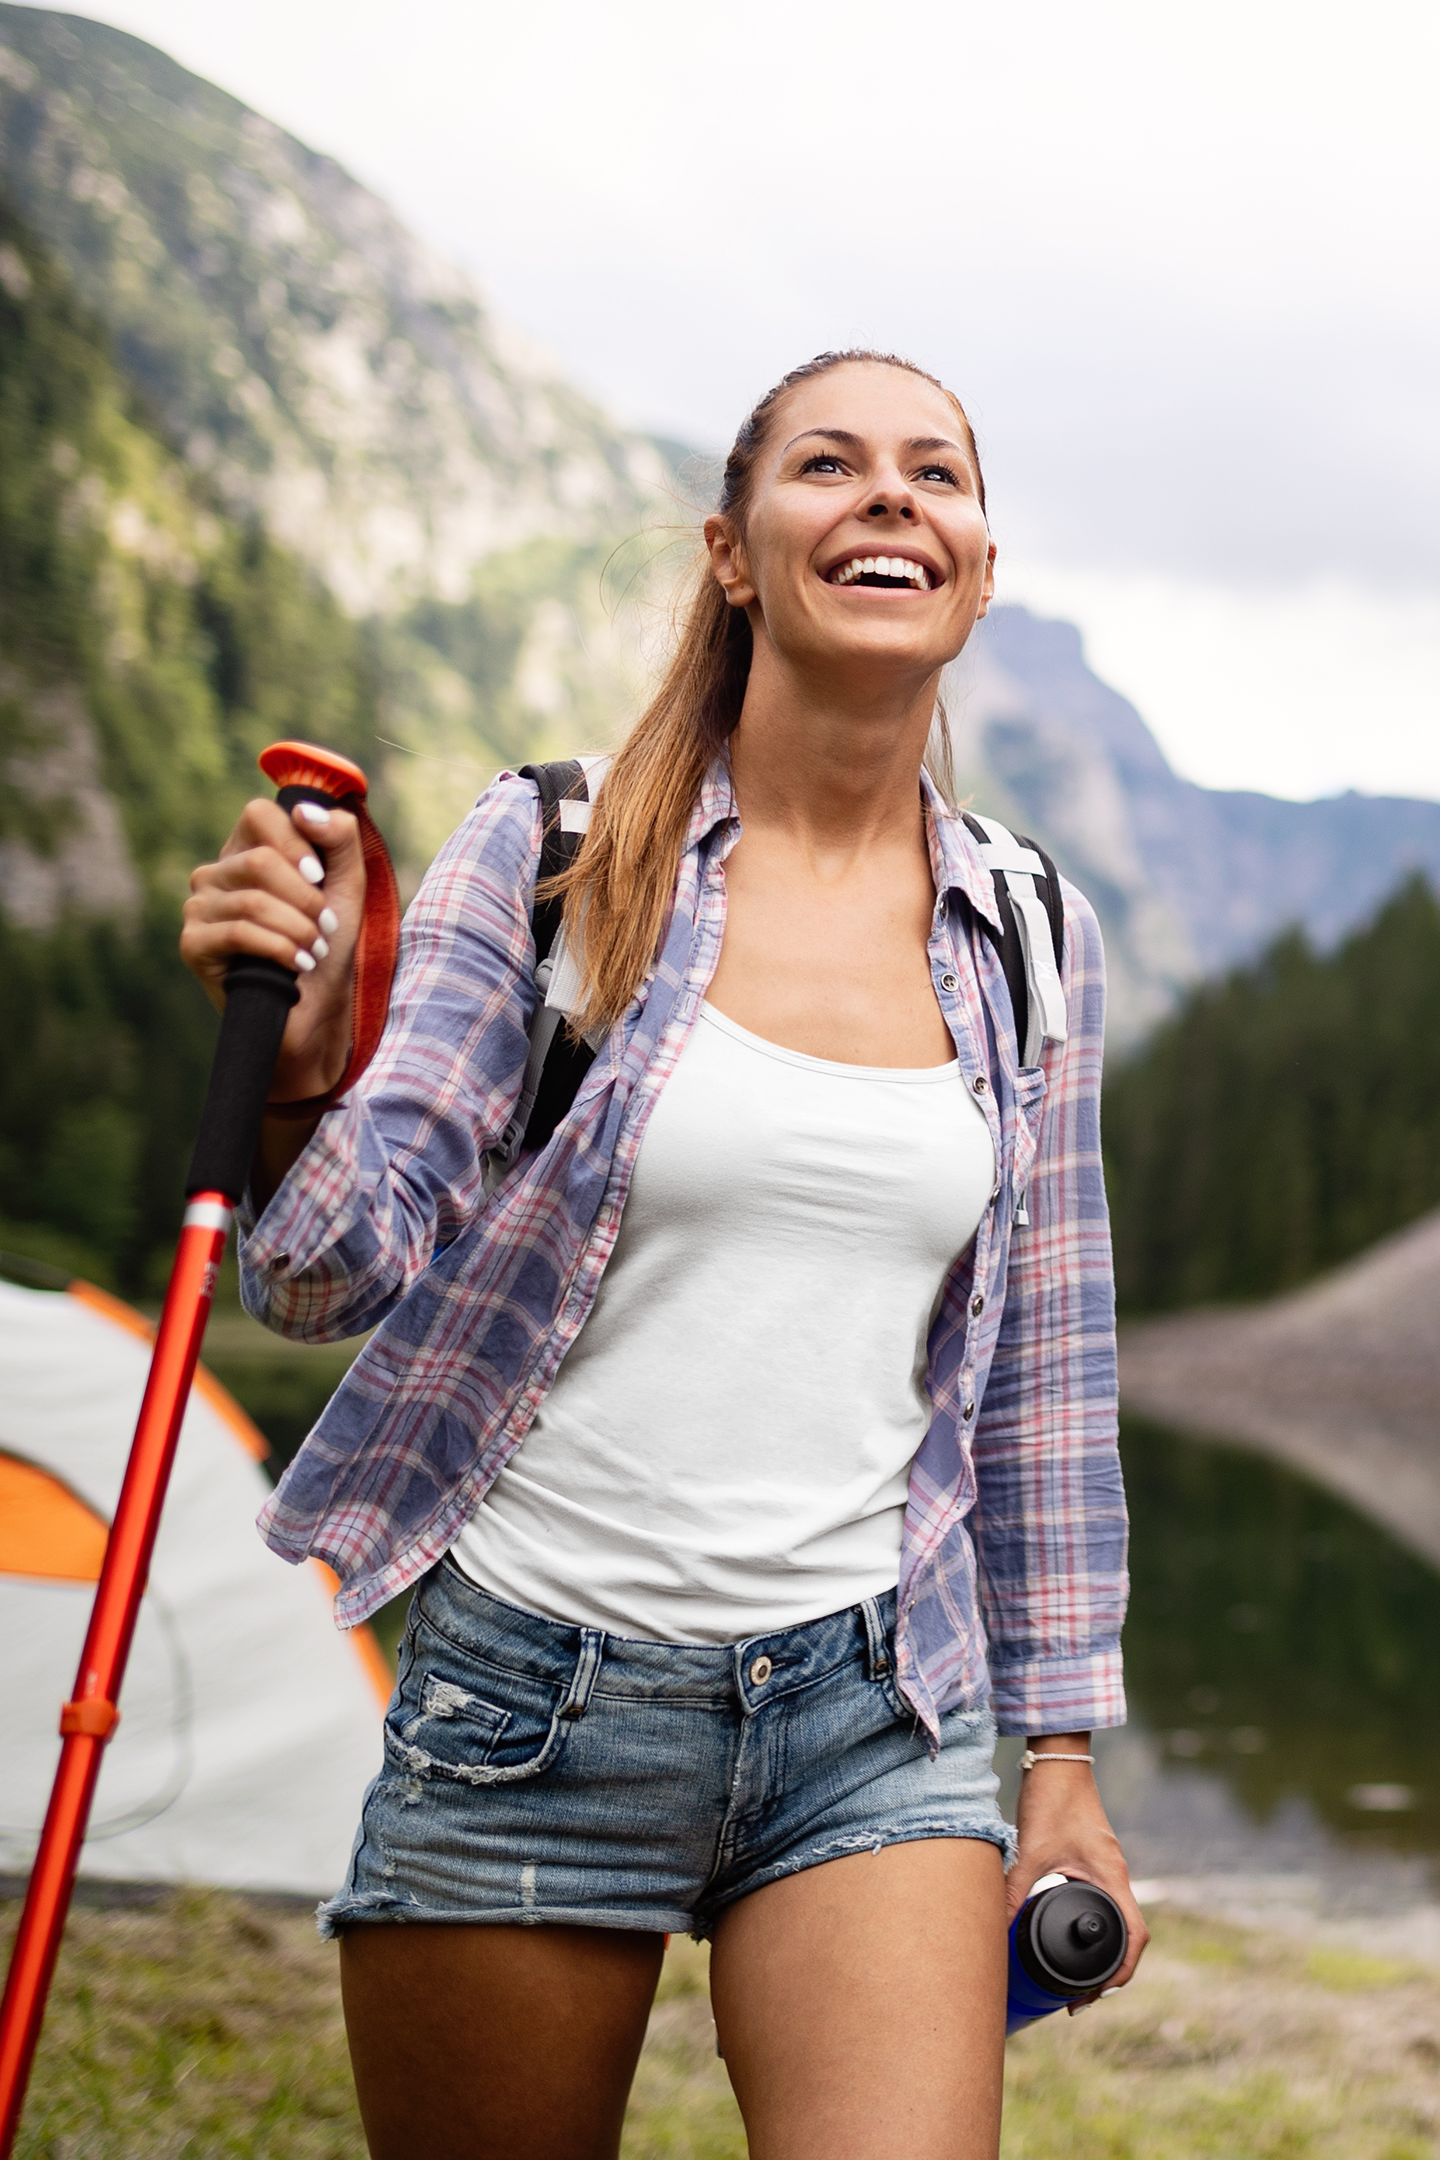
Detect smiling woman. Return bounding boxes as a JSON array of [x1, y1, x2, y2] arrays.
[[181, 349, 1135, 2160]]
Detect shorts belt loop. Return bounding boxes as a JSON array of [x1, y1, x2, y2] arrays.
[[559, 1628, 604, 1721], [859, 1597, 892, 1681]]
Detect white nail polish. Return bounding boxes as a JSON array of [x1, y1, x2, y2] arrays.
[[318, 907, 339, 934], [1101, 1986, 1122, 1997], [298, 803, 332, 827], [312, 934, 329, 959], [299, 856, 324, 885], [294, 948, 316, 972]]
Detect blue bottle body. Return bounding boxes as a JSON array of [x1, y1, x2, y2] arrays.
[[1006, 1875, 1127, 2035]]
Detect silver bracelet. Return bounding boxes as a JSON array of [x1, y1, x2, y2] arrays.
[[1020, 1749, 1096, 1769]]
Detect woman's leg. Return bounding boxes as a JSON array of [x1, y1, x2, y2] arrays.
[[709, 1837, 1008, 2160], [340, 1920, 667, 2160]]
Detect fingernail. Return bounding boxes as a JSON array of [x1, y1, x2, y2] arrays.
[[299, 856, 324, 885], [294, 948, 317, 973], [1067, 2001, 1093, 2016], [312, 934, 329, 959], [318, 907, 339, 935], [298, 803, 332, 828], [1101, 1987, 1122, 1997]]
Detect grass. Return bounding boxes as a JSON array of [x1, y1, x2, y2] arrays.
[[4, 1895, 1440, 2157]]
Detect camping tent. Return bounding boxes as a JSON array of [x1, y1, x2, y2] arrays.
[[0, 1277, 387, 1896]]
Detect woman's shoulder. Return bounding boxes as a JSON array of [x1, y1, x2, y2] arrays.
[[406, 771, 544, 922]]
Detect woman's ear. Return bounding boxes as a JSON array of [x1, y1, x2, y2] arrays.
[[704, 514, 756, 609], [974, 538, 997, 621]]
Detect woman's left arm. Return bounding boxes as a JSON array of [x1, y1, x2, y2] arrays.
[[1008, 1739, 1149, 1992], [969, 883, 1144, 1981]]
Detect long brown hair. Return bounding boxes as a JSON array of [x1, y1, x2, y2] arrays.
[[553, 350, 986, 1029]]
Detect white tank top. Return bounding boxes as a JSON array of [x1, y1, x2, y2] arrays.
[[448, 1002, 995, 1642]]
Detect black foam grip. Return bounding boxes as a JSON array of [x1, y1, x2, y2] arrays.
[[185, 958, 300, 1199]]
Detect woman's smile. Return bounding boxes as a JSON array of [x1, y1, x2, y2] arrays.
[[824, 550, 940, 591]]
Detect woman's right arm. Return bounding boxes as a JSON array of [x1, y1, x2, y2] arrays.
[[180, 780, 543, 1340]]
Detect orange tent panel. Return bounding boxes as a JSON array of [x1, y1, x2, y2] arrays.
[[0, 1452, 108, 1583]]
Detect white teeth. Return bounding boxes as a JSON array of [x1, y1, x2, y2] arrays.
[[830, 554, 932, 587]]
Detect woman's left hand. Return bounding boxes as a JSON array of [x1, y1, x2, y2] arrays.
[[1007, 1734, 1150, 2002]]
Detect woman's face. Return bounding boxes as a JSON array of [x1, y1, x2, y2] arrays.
[[706, 363, 996, 692]]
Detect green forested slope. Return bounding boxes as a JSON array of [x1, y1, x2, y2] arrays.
[[0, 193, 379, 1288], [1104, 876, 1440, 1310]]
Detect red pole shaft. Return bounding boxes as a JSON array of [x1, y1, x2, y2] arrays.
[[0, 1194, 233, 2157]]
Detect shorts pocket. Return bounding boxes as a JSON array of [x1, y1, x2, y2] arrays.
[[383, 1615, 598, 1787]]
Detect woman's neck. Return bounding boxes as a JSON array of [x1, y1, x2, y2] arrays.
[[726, 641, 941, 856]]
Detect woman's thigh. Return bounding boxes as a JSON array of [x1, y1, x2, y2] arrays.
[[339, 1920, 666, 2160], [709, 1836, 1008, 2160]]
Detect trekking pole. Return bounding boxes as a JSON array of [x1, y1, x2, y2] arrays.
[[0, 742, 397, 2158]]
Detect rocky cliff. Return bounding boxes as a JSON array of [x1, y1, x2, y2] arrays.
[[953, 609, 1440, 1041]]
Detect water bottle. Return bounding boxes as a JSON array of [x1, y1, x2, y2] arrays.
[[1007, 1872, 1127, 2034]]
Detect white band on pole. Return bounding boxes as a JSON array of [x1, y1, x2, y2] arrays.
[[181, 1199, 233, 1233]]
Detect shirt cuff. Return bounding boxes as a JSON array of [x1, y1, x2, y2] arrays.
[[987, 1645, 1126, 1736]]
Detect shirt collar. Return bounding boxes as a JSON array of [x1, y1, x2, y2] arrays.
[[924, 770, 1005, 935], [686, 758, 740, 852]]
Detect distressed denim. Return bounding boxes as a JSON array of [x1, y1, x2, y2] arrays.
[[320, 1561, 1016, 1939]]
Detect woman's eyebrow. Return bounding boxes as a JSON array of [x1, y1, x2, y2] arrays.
[[780, 427, 967, 458], [781, 427, 865, 455]]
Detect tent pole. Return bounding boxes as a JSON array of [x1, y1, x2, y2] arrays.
[[0, 742, 386, 2158]]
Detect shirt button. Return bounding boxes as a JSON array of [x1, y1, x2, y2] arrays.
[[940, 971, 958, 991], [970, 1293, 985, 1318], [972, 1074, 988, 1095], [749, 1655, 773, 1687], [963, 1400, 977, 1421]]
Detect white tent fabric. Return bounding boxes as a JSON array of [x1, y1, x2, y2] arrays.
[[0, 1279, 386, 1896]]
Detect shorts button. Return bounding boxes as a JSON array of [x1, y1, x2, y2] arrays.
[[749, 1655, 773, 1687]]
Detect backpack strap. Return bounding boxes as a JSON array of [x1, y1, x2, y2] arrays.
[[961, 813, 1068, 1068], [484, 758, 607, 1192]]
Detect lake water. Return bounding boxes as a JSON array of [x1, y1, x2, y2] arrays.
[[994, 1418, 1440, 1936]]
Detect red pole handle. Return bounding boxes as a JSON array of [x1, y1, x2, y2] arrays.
[[0, 742, 376, 2157]]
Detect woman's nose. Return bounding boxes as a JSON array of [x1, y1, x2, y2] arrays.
[[865, 495, 915, 521]]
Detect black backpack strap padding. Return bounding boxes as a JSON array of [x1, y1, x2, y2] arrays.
[[520, 757, 587, 965], [960, 814, 1065, 1061], [515, 759, 597, 1160]]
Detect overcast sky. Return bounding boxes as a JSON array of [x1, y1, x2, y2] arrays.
[[49, 0, 1440, 801]]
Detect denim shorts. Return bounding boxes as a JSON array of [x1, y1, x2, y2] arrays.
[[320, 1559, 1017, 1940]]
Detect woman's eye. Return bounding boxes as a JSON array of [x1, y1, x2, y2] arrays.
[[918, 463, 960, 486], [799, 453, 846, 475]]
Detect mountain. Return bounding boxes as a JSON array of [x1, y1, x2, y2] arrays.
[[951, 608, 1440, 1040], [0, 4, 663, 611], [0, 188, 385, 1286], [0, 3, 684, 872]]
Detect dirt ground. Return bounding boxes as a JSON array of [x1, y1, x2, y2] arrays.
[[5, 1889, 1440, 2157]]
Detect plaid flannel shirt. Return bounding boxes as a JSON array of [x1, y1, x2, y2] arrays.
[[243, 764, 1128, 1740]]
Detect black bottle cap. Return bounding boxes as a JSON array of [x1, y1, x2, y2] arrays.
[[1015, 1879, 1127, 1995]]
